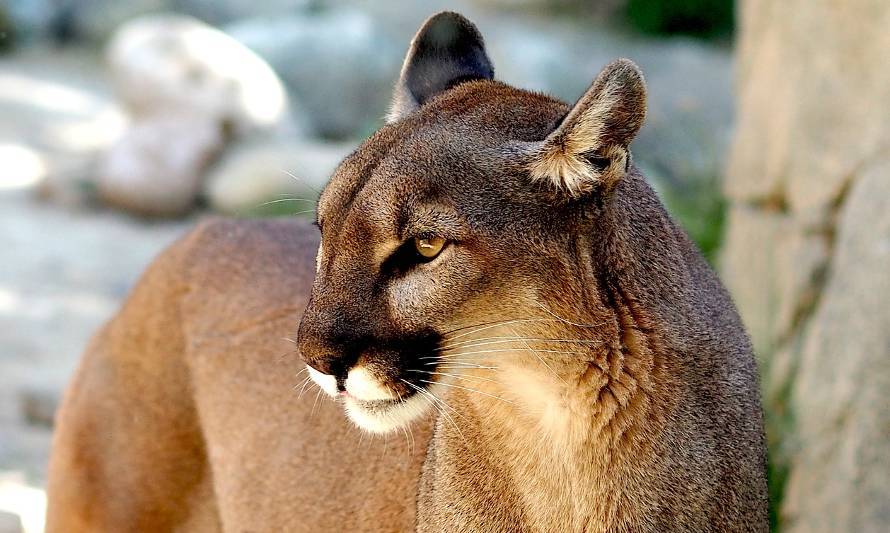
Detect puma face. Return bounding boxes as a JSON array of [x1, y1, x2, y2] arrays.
[[296, 12, 646, 433]]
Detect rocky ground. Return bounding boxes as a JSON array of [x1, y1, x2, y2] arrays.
[[0, 48, 192, 532]]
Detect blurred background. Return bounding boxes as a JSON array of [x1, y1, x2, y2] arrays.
[[0, 0, 887, 532]]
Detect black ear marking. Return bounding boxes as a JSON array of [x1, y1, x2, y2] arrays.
[[582, 152, 612, 173], [524, 58, 647, 197], [388, 12, 494, 122]]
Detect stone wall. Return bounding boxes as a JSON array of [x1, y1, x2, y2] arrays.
[[721, 0, 890, 531]]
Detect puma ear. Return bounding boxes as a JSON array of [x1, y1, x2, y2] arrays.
[[528, 59, 646, 197], [387, 12, 494, 122]]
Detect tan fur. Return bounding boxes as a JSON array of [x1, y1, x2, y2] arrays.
[[46, 219, 432, 532], [47, 12, 767, 532]]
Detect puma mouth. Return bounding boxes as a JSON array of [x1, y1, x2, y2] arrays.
[[345, 395, 411, 412], [305, 364, 433, 433], [342, 389, 430, 434]]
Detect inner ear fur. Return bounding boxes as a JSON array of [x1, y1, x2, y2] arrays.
[[387, 12, 494, 122], [528, 58, 647, 197]]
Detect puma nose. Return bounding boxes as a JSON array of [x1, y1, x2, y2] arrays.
[[298, 341, 353, 383], [296, 305, 361, 381]]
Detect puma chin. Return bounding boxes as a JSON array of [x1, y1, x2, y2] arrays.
[[305, 353, 442, 434], [301, 322, 452, 433]]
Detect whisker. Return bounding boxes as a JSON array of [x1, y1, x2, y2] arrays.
[[437, 362, 498, 370], [258, 197, 318, 208], [442, 317, 563, 342], [417, 379, 514, 405], [438, 336, 605, 352], [509, 324, 569, 386], [438, 317, 534, 337], [292, 374, 311, 392], [422, 347, 590, 362], [399, 421, 413, 454], [534, 301, 608, 329], [282, 169, 323, 196], [310, 388, 323, 417], [421, 370, 500, 385], [298, 371, 319, 399], [402, 379, 467, 444]]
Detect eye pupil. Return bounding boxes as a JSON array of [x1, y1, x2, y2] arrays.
[[415, 236, 446, 259]]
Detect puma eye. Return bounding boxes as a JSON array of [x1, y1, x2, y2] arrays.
[[414, 236, 446, 259]]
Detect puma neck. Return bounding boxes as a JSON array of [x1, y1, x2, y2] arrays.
[[421, 275, 676, 532]]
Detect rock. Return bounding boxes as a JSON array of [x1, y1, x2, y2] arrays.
[[718, 205, 828, 363], [0, 47, 125, 207], [727, 0, 890, 219], [108, 14, 291, 136], [722, 1, 890, 530], [204, 139, 352, 215], [2, 0, 56, 44], [176, 0, 313, 26], [97, 112, 223, 216], [782, 158, 890, 533], [98, 14, 297, 216], [226, 8, 401, 139], [0, 511, 22, 533]]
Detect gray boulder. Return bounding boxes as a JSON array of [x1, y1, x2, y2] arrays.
[[107, 14, 291, 136], [98, 14, 294, 216], [175, 0, 313, 26], [0, 511, 22, 533], [226, 7, 401, 139], [97, 111, 223, 216]]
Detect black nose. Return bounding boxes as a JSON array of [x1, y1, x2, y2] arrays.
[[296, 306, 362, 379]]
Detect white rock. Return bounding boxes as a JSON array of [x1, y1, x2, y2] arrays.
[[97, 112, 222, 216], [204, 139, 352, 215], [0, 511, 22, 533], [107, 14, 291, 136]]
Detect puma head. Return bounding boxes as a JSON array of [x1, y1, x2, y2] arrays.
[[297, 11, 646, 433]]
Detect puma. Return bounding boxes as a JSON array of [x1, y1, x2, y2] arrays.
[[46, 11, 769, 532]]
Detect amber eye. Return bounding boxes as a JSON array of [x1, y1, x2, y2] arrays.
[[414, 236, 446, 259]]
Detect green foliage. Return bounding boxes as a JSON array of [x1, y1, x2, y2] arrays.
[[762, 363, 796, 533], [766, 432, 790, 532], [625, 0, 734, 39], [660, 178, 727, 265], [0, 4, 14, 53]]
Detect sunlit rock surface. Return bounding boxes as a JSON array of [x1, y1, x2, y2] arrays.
[[721, 0, 890, 530]]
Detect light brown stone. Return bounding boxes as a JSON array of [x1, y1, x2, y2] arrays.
[[783, 158, 890, 533], [726, 0, 890, 218], [203, 139, 352, 215], [719, 204, 827, 362], [107, 14, 290, 136], [725, 2, 890, 529]]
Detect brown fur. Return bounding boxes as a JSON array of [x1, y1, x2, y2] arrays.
[[47, 219, 432, 531], [47, 12, 768, 532]]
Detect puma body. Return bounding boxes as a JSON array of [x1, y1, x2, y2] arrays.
[[47, 12, 768, 532]]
